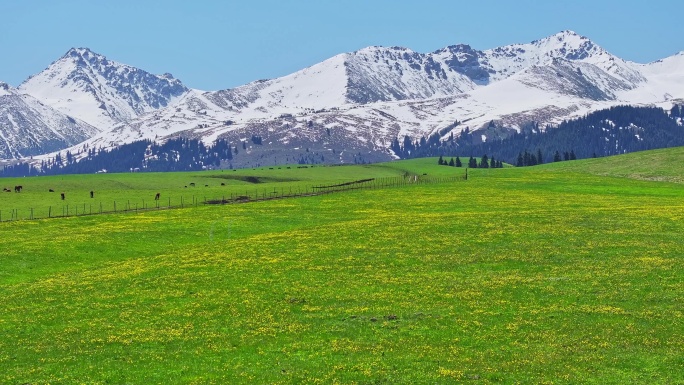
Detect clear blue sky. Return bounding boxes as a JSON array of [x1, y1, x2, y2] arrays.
[[1, 0, 681, 90]]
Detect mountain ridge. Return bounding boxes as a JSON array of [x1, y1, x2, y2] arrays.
[[18, 47, 189, 128], [2, 30, 683, 166]]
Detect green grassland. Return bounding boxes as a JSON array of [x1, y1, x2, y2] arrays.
[[0, 158, 469, 220], [1, 152, 683, 384], [540, 146, 684, 183]]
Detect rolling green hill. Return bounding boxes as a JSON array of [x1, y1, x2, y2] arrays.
[[539, 146, 684, 184], [0, 150, 683, 383]]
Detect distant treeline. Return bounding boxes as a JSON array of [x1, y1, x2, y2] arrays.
[[1, 138, 238, 177], [391, 105, 684, 165]]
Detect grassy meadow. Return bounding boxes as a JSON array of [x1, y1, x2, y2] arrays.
[[0, 158, 468, 221], [0, 152, 683, 384]]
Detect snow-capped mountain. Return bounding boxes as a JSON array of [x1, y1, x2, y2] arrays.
[[172, 30, 640, 117], [0, 82, 98, 159], [433, 30, 644, 86], [19, 48, 189, 128], [173, 45, 480, 118], [4, 30, 684, 165]]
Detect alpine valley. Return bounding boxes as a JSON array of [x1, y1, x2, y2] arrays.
[[2, 30, 684, 171]]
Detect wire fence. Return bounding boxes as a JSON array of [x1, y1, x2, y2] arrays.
[[0, 173, 467, 223]]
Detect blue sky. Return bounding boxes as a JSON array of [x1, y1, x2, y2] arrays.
[[1, 0, 681, 90]]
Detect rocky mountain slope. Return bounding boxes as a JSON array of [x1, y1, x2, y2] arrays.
[[0, 82, 97, 159]]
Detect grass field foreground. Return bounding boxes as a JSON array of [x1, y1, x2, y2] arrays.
[[0, 153, 683, 383]]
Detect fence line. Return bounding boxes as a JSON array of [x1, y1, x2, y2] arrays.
[[0, 173, 467, 223]]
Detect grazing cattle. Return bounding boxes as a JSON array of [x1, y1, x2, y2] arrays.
[[90, 190, 94, 198], [189, 183, 195, 187], [221, 182, 225, 186], [154, 192, 160, 200], [61, 193, 65, 200], [49, 189, 55, 192], [14, 185, 22, 193], [3, 188, 10, 192], [205, 184, 209, 187]]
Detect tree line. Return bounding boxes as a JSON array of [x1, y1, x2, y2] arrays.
[[390, 105, 684, 166], [437, 155, 503, 168], [1, 138, 242, 177]]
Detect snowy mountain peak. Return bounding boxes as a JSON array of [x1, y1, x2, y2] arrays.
[[19, 47, 190, 128], [63, 46, 96, 58], [549, 29, 582, 40], [528, 30, 602, 61], [343, 44, 476, 104]]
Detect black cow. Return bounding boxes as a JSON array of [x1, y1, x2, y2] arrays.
[[154, 192, 160, 200], [14, 185, 22, 193], [61, 193, 65, 200], [49, 189, 55, 192], [90, 190, 94, 198], [189, 183, 195, 187]]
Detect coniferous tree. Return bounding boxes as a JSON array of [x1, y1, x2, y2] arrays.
[[455, 156, 462, 167], [390, 137, 402, 156], [449, 157, 455, 166], [554, 151, 562, 162], [438, 155, 444, 165], [402, 135, 415, 156]]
